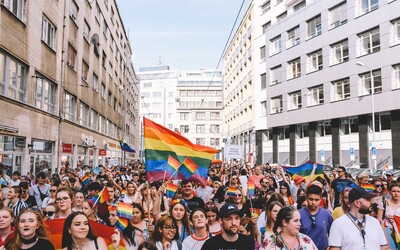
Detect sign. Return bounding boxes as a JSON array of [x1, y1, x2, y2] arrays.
[[371, 147, 377, 160], [33, 141, 45, 151], [99, 149, 107, 156], [224, 144, 244, 159], [62, 143, 73, 154], [350, 147, 355, 161], [320, 149, 325, 162], [109, 158, 119, 166]]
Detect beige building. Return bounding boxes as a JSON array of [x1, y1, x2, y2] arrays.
[[0, 0, 139, 176]]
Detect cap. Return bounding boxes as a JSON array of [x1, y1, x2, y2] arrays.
[[349, 185, 374, 203], [219, 203, 242, 218], [294, 176, 306, 185], [386, 170, 394, 176]]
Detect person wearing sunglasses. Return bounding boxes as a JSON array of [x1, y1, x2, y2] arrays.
[[41, 185, 58, 210], [330, 166, 353, 209], [42, 203, 57, 220], [299, 185, 333, 250], [226, 188, 251, 218], [152, 215, 182, 250]]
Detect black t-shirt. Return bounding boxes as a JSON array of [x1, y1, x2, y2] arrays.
[[331, 178, 353, 208], [22, 195, 37, 208], [185, 196, 205, 212], [7, 238, 55, 250], [201, 233, 255, 250]]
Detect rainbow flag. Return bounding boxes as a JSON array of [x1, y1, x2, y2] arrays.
[[81, 174, 90, 186], [282, 161, 324, 181], [117, 202, 133, 219], [167, 155, 181, 176], [144, 117, 217, 185], [119, 135, 136, 153], [248, 181, 255, 198], [179, 157, 199, 180], [227, 186, 237, 197], [116, 217, 129, 232], [361, 184, 375, 193], [166, 182, 178, 198], [393, 215, 400, 249]]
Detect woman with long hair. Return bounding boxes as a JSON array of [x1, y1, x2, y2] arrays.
[[261, 207, 317, 250], [264, 201, 284, 240], [72, 190, 85, 212], [54, 187, 74, 219], [279, 181, 295, 206], [120, 181, 140, 204], [239, 217, 261, 250], [332, 187, 351, 220], [121, 203, 147, 249], [151, 215, 181, 250], [82, 200, 104, 224], [378, 183, 400, 249], [226, 188, 251, 218], [257, 193, 285, 239], [204, 202, 221, 236], [61, 212, 109, 250], [0, 207, 14, 247], [6, 208, 54, 250]]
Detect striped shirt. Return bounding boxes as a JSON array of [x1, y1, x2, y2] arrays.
[[8, 199, 28, 217]]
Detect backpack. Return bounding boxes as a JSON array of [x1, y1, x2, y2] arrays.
[[37, 186, 48, 201]]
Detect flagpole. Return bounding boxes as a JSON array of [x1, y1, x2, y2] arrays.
[[165, 168, 179, 183], [92, 186, 105, 207], [146, 182, 151, 223]]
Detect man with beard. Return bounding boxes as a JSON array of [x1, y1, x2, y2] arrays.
[[329, 186, 389, 250], [201, 203, 255, 250]]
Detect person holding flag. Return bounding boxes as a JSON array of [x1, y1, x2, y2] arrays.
[[181, 180, 205, 212], [96, 183, 115, 226]]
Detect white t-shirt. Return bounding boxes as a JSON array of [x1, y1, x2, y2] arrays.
[[329, 214, 387, 250], [182, 234, 209, 250]]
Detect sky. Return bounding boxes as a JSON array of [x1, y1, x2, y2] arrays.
[[116, 0, 251, 71]]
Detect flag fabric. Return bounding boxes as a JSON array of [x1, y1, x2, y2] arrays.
[[250, 208, 262, 217], [227, 186, 237, 197], [93, 166, 101, 175], [119, 135, 136, 153], [100, 187, 110, 203], [89, 193, 100, 205], [282, 161, 324, 181], [120, 190, 126, 199], [392, 215, 400, 249], [361, 184, 375, 193], [117, 202, 133, 219], [166, 155, 181, 176], [144, 117, 217, 185], [115, 217, 129, 232], [248, 181, 255, 198], [166, 182, 178, 198], [178, 157, 199, 180], [81, 174, 90, 186]]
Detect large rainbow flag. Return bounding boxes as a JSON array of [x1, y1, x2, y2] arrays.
[[144, 117, 217, 185], [282, 161, 324, 181]]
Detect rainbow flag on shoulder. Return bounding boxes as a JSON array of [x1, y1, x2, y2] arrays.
[[144, 117, 217, 185], [282, 161, 324, 181]]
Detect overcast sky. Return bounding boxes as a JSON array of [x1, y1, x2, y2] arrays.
[[116, 0, 251, 71]]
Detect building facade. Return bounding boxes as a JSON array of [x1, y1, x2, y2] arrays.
[[0, 0, 139, 176], [253, 0, 400, 168]]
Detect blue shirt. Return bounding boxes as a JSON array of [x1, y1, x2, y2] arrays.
[[300, 207, 333, 250]]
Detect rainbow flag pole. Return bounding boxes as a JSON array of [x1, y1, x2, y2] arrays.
[[163, 155, 181, 183]]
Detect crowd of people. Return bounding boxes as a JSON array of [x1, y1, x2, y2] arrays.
[[0, 161, 397, 250]]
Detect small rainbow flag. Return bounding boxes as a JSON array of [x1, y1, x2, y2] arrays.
[[81, 174, 90, 186], [248, 181, 255, 198], [120, 189, 126, 199], [100, 187, 110, 203], [227, 186, 237, 197], [115, 217, 129, 231], [167, 155, 181, 176], [179, 157, 199, 180], [361, 184, 375, 193], [166, 182, 178, 199], [117, 202, 133, 219]]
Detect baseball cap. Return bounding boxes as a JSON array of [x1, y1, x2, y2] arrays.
[[294, 176, 306, 185], [219, 203, 242, 218], [386, 170, 394, 176], [349, 185, 374, 203]]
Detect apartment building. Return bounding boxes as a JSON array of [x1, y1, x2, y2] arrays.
[[0, 0, 139, 175], [254, 0, 400, 168]]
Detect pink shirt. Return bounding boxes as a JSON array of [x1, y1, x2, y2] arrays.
[[249, 174, 265, 188]]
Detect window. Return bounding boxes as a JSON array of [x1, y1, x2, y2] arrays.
[[262, 22, 271, 34], [277, 11, 287, 21], [180, 125, 189, 133], [153, 102, 161, 109], [288, 91, 302, 110], [358, 27, 380, 56], [296, 124, 309, 138], [196, 125, 206, 134], [329, 2, 347, 29], [70, 0, 78, 24], [67, 43, 77, 69], [90, 109, 98, 130], [287, 26, 300, 48], [195, 112, 206, 120], [42, 16, 56, 49], [210, 138, 220, 147], [288, 58, 301, 79], [261, 1, 271, 14], [153, 92, 161, 98], [340, 118, 359, 135], [293, 0, 306, 11], [317, 121, 332, 136], [99, 115, 105, 133], [332, 78, 350, 101], [270, 65, 282, 85], [270, 36, 282, 55], [260, 46, 266, 59], [142, 92, 150, 98], [79, 102, 89, 127], [307, 15, 322, 38], [83, 20, 90, 41], [34, 74, 56, 113], [64, 92, 76, 121], [391, 18, 400, 45], [359, 69, 382, 96], [393, 64, 400, 89], [0, 52, 27, 102], [108, 91, 112, 106], [358, 0, 378, 15], [102, 51, 107, 68], [1, 0, 26, 21], [210, 112, 220, 120], [210, 125, 220, 133], [308, 85, 324, 106], [261, 101, 267, 116], [271, 96, 283, 114], [180, 112, 189, 120], [307, 50, 323, 73], [101, 83, 106, 99], [261, 73, 267, 89], [278, 127, 290, 140], [93, 74, 98, 92], [196, 138, 205, 145], [95, 3, 101, 22], [373, 114, 391, 132], [82, 60, 89, 81], [330, 39, 349, 65]]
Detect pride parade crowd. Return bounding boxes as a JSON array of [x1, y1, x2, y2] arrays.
[[0, 161, 397, 250]]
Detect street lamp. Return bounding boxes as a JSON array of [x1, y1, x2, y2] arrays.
[[356, 62, 376, 170]]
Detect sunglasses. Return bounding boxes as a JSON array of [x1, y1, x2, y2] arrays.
[[204, 203, 218, 210], [50, 190, 57, 193], [42, 211, 55, 216]]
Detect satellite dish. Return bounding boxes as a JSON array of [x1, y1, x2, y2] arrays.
[[91, 33, 100, 45]]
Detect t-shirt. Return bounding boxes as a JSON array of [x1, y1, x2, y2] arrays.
[[185, 196, 205, 212], [299, 207, 333, 250], [329, 214, 387, 250], [8, 238, 55, 250], [331, 178, 353, 208], [21, 195, 37, 208], [201, 233, 255, 250], [182, 234, 210, 250]]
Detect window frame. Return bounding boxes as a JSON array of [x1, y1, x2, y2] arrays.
[[288, 90, 302, 110], [64, 92, 76, 122], [307, 15, 322, 39], [358, 69, 382, 96], [308, 85, 324, 106], [42, 16, 56, 50], [332, 78, 350, 102], [34, 74, 56, 114], [358, 27, 380, 56], [287, 58, 301, 79], [330, 39, 349, 65], [307, 49, 323, 73]]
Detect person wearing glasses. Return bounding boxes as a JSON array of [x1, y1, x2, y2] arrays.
[[0, 207, 15, 247], [182, 208, 210, 250], [329, 186, 389, 250], [299, 185, 333, 250], [225, 187, 251, 218], [41, 184, 57, 210], [42, 203, 57, 220], [152, 215, 182, 250], [330, 166, 353, 208], [54, 187, 74, 219], [204, 202, 221, 236]]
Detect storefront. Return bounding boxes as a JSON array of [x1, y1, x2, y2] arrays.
[[0, 135, 25, 176], [29, 139, 54, 176]]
